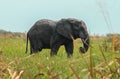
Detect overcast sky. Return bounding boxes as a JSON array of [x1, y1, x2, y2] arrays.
[[0, 0, 120, 35]]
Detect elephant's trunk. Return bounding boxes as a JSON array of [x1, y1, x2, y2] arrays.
[[80, 36, 90, 53]]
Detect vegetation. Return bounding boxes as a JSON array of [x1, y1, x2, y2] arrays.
[[0, 31, 120, 79]]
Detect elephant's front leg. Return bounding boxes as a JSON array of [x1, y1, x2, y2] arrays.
[[50, 35, 67, 56], [50, 35, 62, 56], [50, 43, 61, 56], [64, 41, 74, 57]]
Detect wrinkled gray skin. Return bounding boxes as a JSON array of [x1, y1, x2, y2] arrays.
[[25, 18, 90, 57]]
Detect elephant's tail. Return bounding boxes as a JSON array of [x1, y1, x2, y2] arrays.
[[25, 34, 28, 54]]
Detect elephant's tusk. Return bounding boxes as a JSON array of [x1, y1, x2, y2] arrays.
[[70, 34, 74, 40], [81, 37, 89, 47]]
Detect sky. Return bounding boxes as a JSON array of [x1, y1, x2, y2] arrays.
[[0, 0, 120, 35]]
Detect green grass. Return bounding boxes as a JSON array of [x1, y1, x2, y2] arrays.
[[0, 36, 120, 79]]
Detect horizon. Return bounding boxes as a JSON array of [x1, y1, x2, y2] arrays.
[[1, 29, 120, 36], [0, 0, 120, 35]]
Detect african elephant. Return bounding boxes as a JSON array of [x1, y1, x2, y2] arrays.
[[25, 18, 90, 57]]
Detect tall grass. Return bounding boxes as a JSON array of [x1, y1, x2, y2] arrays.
[[0, 36, 120, 79]]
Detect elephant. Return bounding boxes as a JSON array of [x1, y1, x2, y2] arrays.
[[25, 18, 90, 57]]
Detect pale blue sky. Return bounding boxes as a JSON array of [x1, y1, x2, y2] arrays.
[[0, 0, 120, 35]]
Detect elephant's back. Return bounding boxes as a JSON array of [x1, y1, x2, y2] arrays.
[[35, 19, 57, 27], [28, 19, 56, 34]]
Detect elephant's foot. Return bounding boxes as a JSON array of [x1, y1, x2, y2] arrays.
[[50, 52, 57, 57], [67, 53, 73, 58]]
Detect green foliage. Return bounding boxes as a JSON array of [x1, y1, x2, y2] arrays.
[[0, 36, 120, 79]]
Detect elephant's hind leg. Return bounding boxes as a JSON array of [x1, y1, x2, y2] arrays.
[[30, 40, 42, 54], [38, 42, 43, 52]]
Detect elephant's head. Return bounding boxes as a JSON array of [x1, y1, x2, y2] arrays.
[[56, 18, 90, 53]]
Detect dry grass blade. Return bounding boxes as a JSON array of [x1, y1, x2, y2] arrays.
[[0, 50, 7, 79], [117, 68, 120, 78], [47, 68, 61, 79], [34, 73, 44, 79], [0, 48, 2, 52], [89, 47, 94, 79], [7, 67, 24, 79], [94, 62, 106, 78], [99, 45, 107, 62], [99, 45, 112, 72], [33, 65, 45, 78], [103, 73, 113, 79], [116, 57, 120, 64], [51, 74, 60, 79], [105, 60, 114, 69], [0, 68, 7, 79], [69, 65, 80, 79]]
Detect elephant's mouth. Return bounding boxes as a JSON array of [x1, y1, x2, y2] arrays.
[[73, 33, 79, 39], [79, 36, 90, 53]]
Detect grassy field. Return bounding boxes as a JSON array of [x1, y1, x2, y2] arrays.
[[0, 35, 120, 79]]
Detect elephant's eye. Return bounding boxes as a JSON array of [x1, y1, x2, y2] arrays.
[[79, 26, 85, 31], [74, 24, 79, 29], [74, 26, 79, 30]]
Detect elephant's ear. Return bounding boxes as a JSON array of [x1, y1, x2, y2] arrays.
[[56, 21, 73, 40]]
